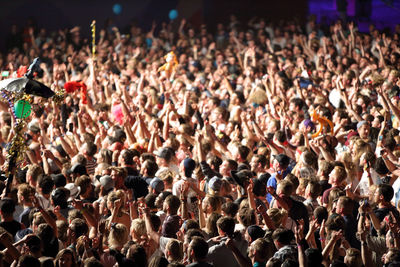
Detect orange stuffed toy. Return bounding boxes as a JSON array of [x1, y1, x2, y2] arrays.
[[158, 51, 178, 79], [310, 110, 334, 138], [64, 81, 88, 104]]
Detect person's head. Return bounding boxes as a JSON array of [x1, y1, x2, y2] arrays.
[[188, 237, 208, 263], [375, 184, 394, 204], [202, 195, 222, 214], [141, 159, 159, 177], [0, 198, 15, 218], [51, 188, 69, 209], [18, 184, 35, 205], [109, 167, 127, 189], [344, 248, 362, 267], [119, 149, 135, 166], [26, 164, 43, 187], [83, 257, 103, 267], [272, 228, 294, 248], [163, 195, 181, 215], [54, 248, 76, 267], [75, 175, 92, 198], [82, 142, 97, 158], [130, 218, 146, 241], [276, 180, 294, 197], [328, 166, 347, 186], [126, 243, 147, 266], [38, 175, 54, 196], [246, 225, 265, 244], [17, 255, 40, 267], [216, 216, 235, 237], [238, 208, 256, 228], [318, 160, 334, 179], [165, 239, 183, 263], [68, 218, 88, 242], [272, 154, 290, 173], [108, 223, 128, 249], [305, 180, 321, 200], [335, 196, 354, 216], [221, 201, 239, 218], [220, 159, 238, 177], [249, 238, 273, 263], [250, 154, 268, 173], [357, 121, 370, 139]]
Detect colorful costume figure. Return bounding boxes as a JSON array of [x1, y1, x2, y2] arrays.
[[64, 81, 88, 104], [158, 51, 178, 79], [310, 110, 334, 138]]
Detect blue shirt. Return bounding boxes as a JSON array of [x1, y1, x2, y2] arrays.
[[266, 166, 292, 203]]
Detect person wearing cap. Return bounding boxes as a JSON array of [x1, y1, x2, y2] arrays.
[[266, 154, 292, 203], [154, 147, 179, 177], [149, 178, 165, 195]]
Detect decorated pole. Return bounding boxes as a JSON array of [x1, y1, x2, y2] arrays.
[[91, 20, 96, 61]]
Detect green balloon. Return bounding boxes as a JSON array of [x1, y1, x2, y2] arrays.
[[14, 100, 31, 119]]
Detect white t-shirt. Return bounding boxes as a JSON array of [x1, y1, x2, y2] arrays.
[[358, 169, 381, 196]]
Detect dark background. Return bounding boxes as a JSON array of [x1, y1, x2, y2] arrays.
[[0, 0, 308, 50]]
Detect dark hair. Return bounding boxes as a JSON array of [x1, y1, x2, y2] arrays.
[[121, 149, 135, 165], [18, 255, 40, 267], [184, 229, 204, 244], [37, 223, 59, 257], [222, 202, 239, 218], [217, 216, 235, 237], [189, 237, 208, 260], [272, 228, 294, 245], [305, 248, 323, 266], [83, 257, 103, 267], [253, 154, 268, 168], [290, 97, 304, 110], [0, 198, 15, 215], [70, 218, 89, 238], [377, 184, 394, 202], [38, 175, 55, 195], [143, 160, 159, 177], [238, 208, 256, 227], [84, 142, 97, 157], [145, 194, 157, 210], [313, 206, 328, 225], [165, 195, 181, 214], [238, 145, 251, 161], [150, 213, 162, 232], [127, 244, 147, 266]]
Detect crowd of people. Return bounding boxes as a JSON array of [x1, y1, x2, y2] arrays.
[[0, 13, 399, 267]]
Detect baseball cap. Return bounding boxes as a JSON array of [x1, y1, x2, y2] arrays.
[[65, 183, 80, 201], [99, 175, 115, 192], [150, 178, 165, 194], [231, 170, 253, 189], [154, 147, 173, 161], [208, 176, 222, 192], [68, 164, 87, 176], [247, 225, 265, 241], [356, 120, 369, 130], [273, 154, 291, 168], [345, 130, 359, 146], [51, 173, 67, 188], [183, 158, 196, 178]]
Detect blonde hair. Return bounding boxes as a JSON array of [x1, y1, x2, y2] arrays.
[[108, 223, 128, 249], [165, 239, 183, 262], [267, 208, 287, 229], [130, 219, 146, 238]]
